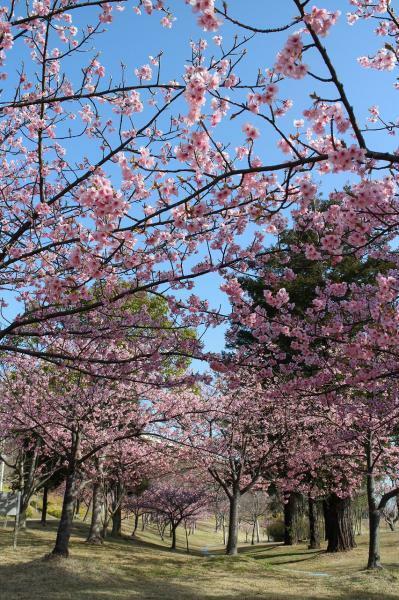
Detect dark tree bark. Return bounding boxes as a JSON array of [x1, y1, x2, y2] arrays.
[[51, 433, 80, 558], [131, 512, 140, 537], [102, 523, 108, 538], [111, 505, 122, 537], [367, 503, 381, 570], [171, 523, 177, 550], [366, 442, 382, 569], [308, 496, 321, 549], [185, 522, 190, 553], [365, 465, 399, 569], [323, 499, 331, 542], [284, 492, 302, 545], [51, 464, 78, 557], [324, 493, 356, 553], [110, 480, 124, 537], [226, 488, 240, 555], [86, 482, 104, 544], [367, 482, 399, 569], [41, 486, 48, 527]]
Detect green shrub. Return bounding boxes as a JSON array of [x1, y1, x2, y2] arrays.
[[47, 507, 63, 519], [25, 505, 36, 518], [267, 520, 285, 542]]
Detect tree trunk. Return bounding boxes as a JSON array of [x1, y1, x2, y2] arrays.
[[324, 494, 356, 553], [366, 469, 382, 569], [51, 464, 78, 557], [222, 514, 226, 545], [308, 496, 321, 549], [132, 512, 139, 537], [170, 525, 177, 550], [171, 523, 177, 550], [111, 505, 122, 537], [368, 507, 381, 569], [284, 492, 301, 545], [323, 499, 330, 541], [110, 481, 123, 537], [102, 487, 109, 538], [226, 489, 240, 555], [386, 518, 395, 532], [41, 486, 48, 526], [19, 507, 27, 530], [86, 483, 103, 544], [51, 434, 80, 558], [185, 522, 189, 553]]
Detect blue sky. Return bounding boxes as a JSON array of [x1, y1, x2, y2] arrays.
[[5, 0, 399, 359]]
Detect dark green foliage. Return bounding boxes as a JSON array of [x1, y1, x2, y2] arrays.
[[231, 225, 393, 363], [267, 519, 285, 542]]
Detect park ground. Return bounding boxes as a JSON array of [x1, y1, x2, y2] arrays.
[[1, 518, 399, 599]]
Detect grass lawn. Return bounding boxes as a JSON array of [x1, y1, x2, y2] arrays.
[[0, 518, 399, 599]]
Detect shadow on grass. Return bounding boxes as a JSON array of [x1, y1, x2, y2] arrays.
[[1, 521, 399, 600], [1, 557, 399, 600], [252, 549, 324, 565], [238, 544, 283, 553], [129, 535, 286, 559]]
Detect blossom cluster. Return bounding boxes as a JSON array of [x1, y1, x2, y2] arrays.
[[275, 34, 308, 80]]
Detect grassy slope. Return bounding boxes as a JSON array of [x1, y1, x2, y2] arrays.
[[0, 519, 399, 600]]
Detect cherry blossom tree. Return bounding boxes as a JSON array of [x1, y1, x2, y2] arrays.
[[0, 361, 139, 555], [139, 483, 208, 550], [222, 238, 399, 567], [0, 351, 197, 556], [163, 376, 293, 555], [2, 0, 399, 576], [1, 0, 399, 372]]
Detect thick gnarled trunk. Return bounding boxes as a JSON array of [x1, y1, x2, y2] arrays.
[[284, 492, 302, 545], [324, 494, 356, 553]]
